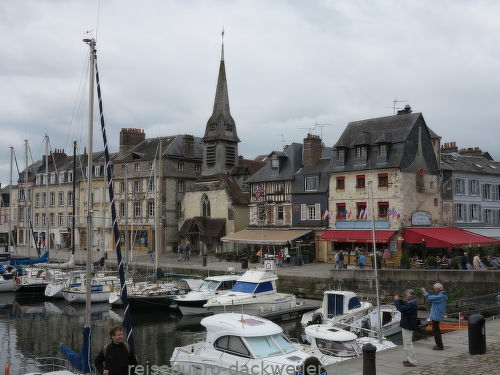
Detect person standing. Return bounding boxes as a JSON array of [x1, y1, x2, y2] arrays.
[[334, 251, 339, 269], [95, 326, 137, 375], [358, 253, 366, 269], [461, 252, 468, 270], [395, 290, 418, 367], [184, 242, 191, 261], [278, 249, 284, 267], [354, 247, 360, 267], [421, 283, 447, 350], [383, 247, 391, 267], [177, 243, 183, 262], [338, 250, 345, 269], [473, 254, 481, 270]]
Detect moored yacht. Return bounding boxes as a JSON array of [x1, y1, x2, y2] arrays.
[[203, 268, 299, 316], [301, 291, 372, 327], [62, 273, 120, 303], [351, 304, 402, 337], [171, 313, 327, 375], [299, 323, 396, 365], [174, 274, 240, 315], [0, 264, 19, 292]]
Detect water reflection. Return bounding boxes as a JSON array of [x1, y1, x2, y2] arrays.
[[0, 295, 308, 373]]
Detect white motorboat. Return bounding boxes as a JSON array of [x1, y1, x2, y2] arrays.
[[203, 268, 299, 316], [62, 274, 120, 303], [301, 291, 372, 327], [15, 266, 51, 295], [299, 324, 396, 365], [174, 274, 241, 315], [351, 304, 402, 338], [0, 264, 19, 292], [171, 313, 327, 375]]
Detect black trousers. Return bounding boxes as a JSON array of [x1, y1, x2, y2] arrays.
[[432, 320, 443, 348]]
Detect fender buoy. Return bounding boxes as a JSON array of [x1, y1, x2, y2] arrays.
[[15, 277, 21, 285], [5, 362, 11, 375]]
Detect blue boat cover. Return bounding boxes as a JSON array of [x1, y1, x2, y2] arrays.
[[10, 251, 49, 266], [60, 326, 91, 373]]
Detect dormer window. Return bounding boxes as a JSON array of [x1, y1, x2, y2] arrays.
[[355, 146, 366, 159], [378, 144, 387, 156], [305, 176, 318, 191], [271, 158, 279, 169], [335, 148, 345, 160]]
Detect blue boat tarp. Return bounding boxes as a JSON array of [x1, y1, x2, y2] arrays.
[[60, 326, 91, 373], [10, 251, 49, 266]]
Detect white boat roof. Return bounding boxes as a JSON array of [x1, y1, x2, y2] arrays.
[[305, 324, 358, 341], [205, 275, 241, 282], [237, 269, 278, 283], [323, 290, 359, 298], [202, 313, 282, 342]]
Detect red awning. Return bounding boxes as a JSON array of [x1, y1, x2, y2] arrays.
[[403, 227, 500, 250], [319, 230, 396, 243]]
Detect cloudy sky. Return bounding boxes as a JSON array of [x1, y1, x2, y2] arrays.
[[1, 0, 500, 185]]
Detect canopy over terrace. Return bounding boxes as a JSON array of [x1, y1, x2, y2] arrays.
[[319, 230, 396, 243], [221, 229, 312, 245], [404, 227, 500, 251]]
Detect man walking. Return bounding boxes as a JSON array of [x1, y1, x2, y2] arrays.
[[95, 326, 137, 375], [395, 290, 418, 367], [421, 283, 447, 350], [338, 250, 345, 269]]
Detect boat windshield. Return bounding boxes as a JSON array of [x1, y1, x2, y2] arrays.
[[231, 281, 258, 293], [244, 334, 296, 358], [315, 338, 361, 357], [199, 280, 220, 292]]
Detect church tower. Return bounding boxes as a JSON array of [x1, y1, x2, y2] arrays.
[[202, 34, 240, 176]]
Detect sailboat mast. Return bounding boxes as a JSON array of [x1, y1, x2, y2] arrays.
[[8, 147, 13, 253], [124, 165, 129, 262], [72, 141, 76, 255], [368, 181, 383, 340], [24, 140, 29, 255], [84, 38, 96, 328], [154, 139, 162, 280], [45, 135, 50, 254]]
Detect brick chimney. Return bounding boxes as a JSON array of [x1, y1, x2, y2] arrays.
[[459, 146, 483, 156], [303, 133, 322, 167], [441, 141, 458, 154], [120, 128, 145, 153], [397, 104, 412, 115], [183, 135, 194, 157]]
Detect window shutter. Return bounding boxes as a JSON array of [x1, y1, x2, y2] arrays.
[[301, 204, 306, 221], [315, 203, 321, 220]]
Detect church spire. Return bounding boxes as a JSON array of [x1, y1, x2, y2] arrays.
[[202, 32, 240, 176], [203, 31, 239, 143]]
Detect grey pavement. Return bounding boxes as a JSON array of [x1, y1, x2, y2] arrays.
[[326, 318, 500, 375]]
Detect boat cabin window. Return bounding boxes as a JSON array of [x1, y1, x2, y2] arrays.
[[327, 294, 344, 317], [199, 280, 220, 291], [221, 280, 236, 290], [348, 297, 361, 310], [214, 335, 251, 357], [315, 338, 361, 357], [232, 281, 273, 293], [244, 334, 295, 358]]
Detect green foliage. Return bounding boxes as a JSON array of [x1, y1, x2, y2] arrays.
[[451, 256, 460, 270], [426, 256, 437, 267], [400, 251, 410, 266]]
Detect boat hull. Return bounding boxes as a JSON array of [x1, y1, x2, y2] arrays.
[[177, 299, 209, 316], [16, 283, 48, 295], [128, 295, 176, 310], [205, 295, 297, 316], [63, 291, 111, 303], [0, 279, 20, 293]]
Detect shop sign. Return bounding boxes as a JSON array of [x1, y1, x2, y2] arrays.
[[411, 211, 432, 226]]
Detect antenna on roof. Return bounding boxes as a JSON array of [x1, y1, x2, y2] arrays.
[[314, 122, 334, 139], [298, 127, 315, 135], [392, 98, 408, 115], [278, 134, 285, 149]]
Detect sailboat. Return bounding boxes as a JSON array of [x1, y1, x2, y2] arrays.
[[28, 37, 136, 374]]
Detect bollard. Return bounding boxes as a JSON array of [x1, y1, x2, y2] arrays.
[[362, 343, 376, 375], [202, 256, 207, 267], [468, 313, 486, 355]]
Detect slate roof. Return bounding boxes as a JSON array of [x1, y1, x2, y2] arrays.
[[441, 153, 500, 175], [331, 112, 439, 173], [113, 135, 203, 163], [293, 158, 331, 194], [246, 143, 303, 183], [230, 158, 266, 176]]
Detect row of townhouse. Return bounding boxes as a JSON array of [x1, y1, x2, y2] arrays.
[[237, 106, 499, 264]]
